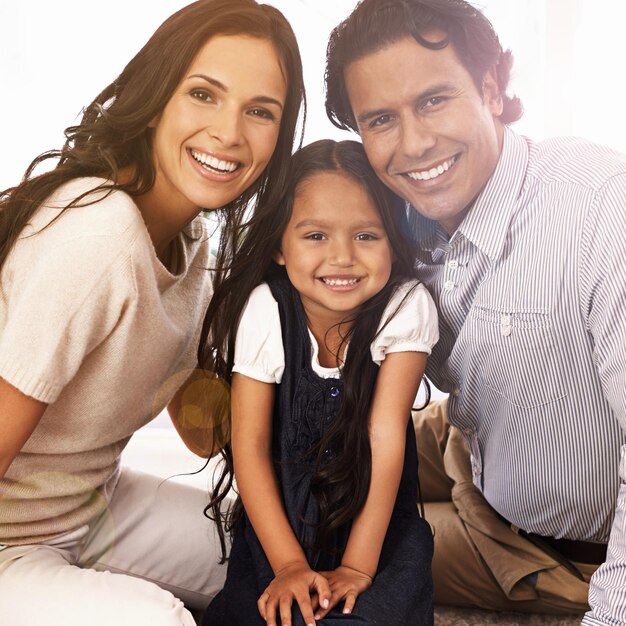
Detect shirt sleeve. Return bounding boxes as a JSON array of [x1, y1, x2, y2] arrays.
[[370, 279, 439, 366], [580, 172, 626, 626], [232, 283, 285, 384], [0, 194, 139, 403]]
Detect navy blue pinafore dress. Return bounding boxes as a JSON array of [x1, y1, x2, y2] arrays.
[[203, 273, 433, 625]]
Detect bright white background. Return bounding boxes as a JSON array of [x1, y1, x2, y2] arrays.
[[1, 1, 624, 480], [1, 0, 625, 192]]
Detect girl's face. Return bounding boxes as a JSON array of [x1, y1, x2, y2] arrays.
[[275, 171, 394, 327], [148, 34, 287, 219]]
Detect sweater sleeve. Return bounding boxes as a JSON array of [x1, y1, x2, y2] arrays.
[[370, 280, 440, 366], [0, 192, 140, 403], [232, 283, 285, 384]]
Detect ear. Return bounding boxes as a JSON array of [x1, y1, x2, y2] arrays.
[[482, 66, 503, 117], [272, 249, 286, 266], [148, 114, 161, 130]]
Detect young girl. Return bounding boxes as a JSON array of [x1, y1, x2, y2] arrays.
[[202, 140, 438, 626], [0, 1, 304, 624]]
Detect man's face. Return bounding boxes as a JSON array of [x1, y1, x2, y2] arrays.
[[345, 36, 504, 235]]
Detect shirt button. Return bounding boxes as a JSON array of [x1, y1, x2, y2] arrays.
[[473, 465, 482, 477], [329, 386, 341, 398], [444, 280, 455, 291], [448, 259, 459, 270], [500, 314, 512, 336]]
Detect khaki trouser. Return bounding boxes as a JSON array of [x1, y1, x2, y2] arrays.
[[415, 399, 596, 614], [0, 468, 229, 626]]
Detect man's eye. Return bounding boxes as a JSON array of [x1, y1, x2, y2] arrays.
[[424, 96, 447, 109], [370, 114, 393, 128]]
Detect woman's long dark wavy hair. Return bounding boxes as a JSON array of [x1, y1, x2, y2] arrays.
[[203, 139, 421, 557], [0, 0, 305, 283]]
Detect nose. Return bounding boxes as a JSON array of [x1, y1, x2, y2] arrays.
[[329, 238, 355, 267], [207, 105, 243, 147], [399, 113, 437, 159]]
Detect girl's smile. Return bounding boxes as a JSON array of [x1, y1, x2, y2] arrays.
[[275, 171, 393, 329]]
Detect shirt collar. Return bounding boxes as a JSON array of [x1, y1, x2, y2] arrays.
[[411, 127, 529, 261]]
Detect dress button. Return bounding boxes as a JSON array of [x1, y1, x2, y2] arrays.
[[444, 280, 455, 291], [329, 386, 341, 398], [448, 259, 459, 270], [452, 387, 461, 397]]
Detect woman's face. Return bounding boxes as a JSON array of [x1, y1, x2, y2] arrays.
[[149, 34, 287, 217]]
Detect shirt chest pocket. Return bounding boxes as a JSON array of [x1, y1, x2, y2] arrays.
[[464, 305, 567, 409]]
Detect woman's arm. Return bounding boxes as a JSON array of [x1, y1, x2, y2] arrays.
[[167, 370, 231, 458], [318, 351, 428, 616], [232, 372, 330, 626], [0, 377, 47, 480]]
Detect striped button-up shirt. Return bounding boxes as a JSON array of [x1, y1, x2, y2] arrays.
[[412, 127, 626, 625]]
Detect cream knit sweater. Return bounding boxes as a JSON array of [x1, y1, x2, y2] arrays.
[[0, 178, 213, 544]]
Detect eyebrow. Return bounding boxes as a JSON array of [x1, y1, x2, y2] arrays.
[[356, 81, 456, 124], [187, 73, 284, 109], [294, 219, 384, 230]]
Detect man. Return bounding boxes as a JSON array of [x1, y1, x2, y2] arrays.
[[324, 0, 626, 623]]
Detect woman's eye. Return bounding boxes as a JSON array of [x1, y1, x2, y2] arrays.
[[305, 233, 325, 241], [249, 107, 276, 121], [190, 89, 214, 103]]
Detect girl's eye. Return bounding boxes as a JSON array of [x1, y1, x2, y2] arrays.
[[305, 233, 326, 241], [190, 89, 214, 103], [249, 107, 276, 121], [356, 233, 378, 241]]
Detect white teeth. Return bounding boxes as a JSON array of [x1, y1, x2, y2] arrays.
[[407, 156, 456, 181], [190, 149, 238, 173], [322, 277, 359, 286]]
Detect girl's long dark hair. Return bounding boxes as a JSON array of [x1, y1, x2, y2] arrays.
[[203, 139, 420, 557], [0, 0, 305, 282]]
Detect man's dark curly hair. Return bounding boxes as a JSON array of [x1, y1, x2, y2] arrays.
[[325, 0, 523, 132]]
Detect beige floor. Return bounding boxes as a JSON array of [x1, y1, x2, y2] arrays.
[[434, 606, 584, 625]]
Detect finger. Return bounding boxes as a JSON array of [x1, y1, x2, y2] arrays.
[[313, 574, 332, 611], [257, 591, 269, 620], [315, 589, 339, 621], [295, 592, 316, 626], [310, 592, 319, 613], [342, 591, 358, 615], [265, 595, 279, 626], [279, 595, 293, 626]]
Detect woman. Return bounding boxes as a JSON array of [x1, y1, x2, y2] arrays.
[[0, 1, 304, 624]]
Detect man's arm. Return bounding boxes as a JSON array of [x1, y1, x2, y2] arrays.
[[579, 173, 626, 625]]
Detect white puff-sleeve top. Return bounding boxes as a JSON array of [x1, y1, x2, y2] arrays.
[[233, 279, 439, 384]]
